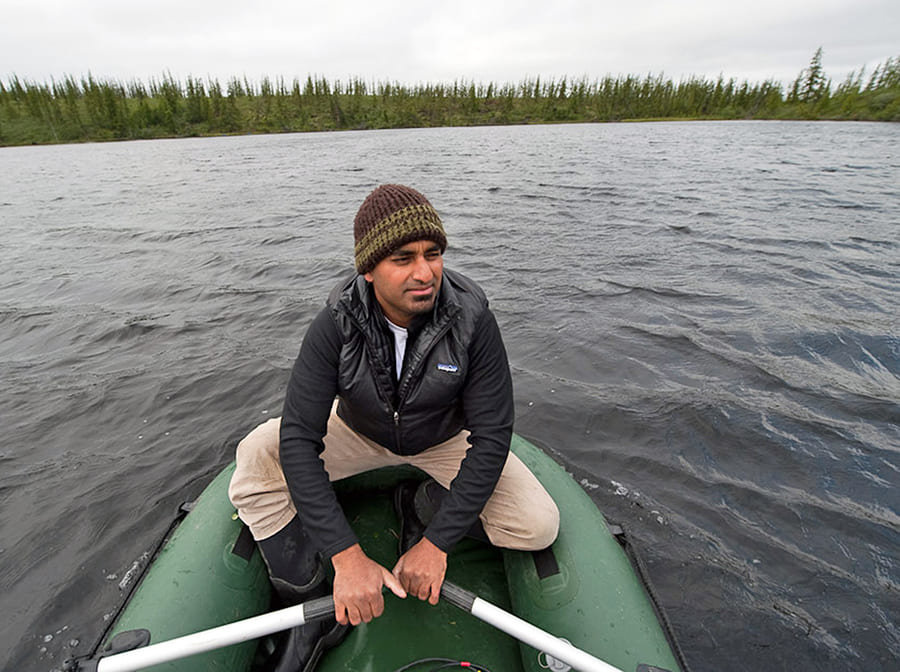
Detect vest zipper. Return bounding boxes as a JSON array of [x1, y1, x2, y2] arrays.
[[393, 313, 457, 455]]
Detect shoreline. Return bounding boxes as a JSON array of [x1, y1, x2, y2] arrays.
[[2, 116, 896, 150], [2, 54, 897, 147]]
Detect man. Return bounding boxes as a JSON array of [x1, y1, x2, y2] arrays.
[[229, 184, 559, 672]]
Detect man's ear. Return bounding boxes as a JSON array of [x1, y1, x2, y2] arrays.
[[364, 272, 374, 283]]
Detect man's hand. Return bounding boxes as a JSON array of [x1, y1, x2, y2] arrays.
[[392, 537, 448, 605], [331, 544, 407, 625]]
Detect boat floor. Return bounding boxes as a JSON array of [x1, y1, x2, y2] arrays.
[[261, 468, 527, 672]]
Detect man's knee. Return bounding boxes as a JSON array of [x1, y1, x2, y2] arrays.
[[525, 499, 560, 550], [483, 494, 560, 551], [228, 418, 294, 540]]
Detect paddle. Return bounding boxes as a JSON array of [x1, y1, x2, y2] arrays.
[[66, 595, 335, 672], [440, 581, 625, 672]]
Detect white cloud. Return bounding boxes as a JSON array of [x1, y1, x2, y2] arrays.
[[1, 0, 897, 88]]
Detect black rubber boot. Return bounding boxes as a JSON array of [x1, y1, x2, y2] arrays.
[[394, 480, 427, 553], [266, 577, 348, 672], [393, 479, 490, 554], [258, 516, 349, 672]]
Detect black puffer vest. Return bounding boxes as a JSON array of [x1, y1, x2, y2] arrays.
[[327, 268, 487, 455]]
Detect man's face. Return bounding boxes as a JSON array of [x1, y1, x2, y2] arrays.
[[364, 240, 444, 328]]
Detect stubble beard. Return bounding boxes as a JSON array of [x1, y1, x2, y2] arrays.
[[408, 293, 436, 314]]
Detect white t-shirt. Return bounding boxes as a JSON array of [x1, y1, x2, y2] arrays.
[[385, 318, 408, 381]]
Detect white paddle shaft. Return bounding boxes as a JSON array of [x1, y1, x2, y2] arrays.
[[441, 581, 623, 672], [470, 596, 624, 672], [95, 597, 333, 672]]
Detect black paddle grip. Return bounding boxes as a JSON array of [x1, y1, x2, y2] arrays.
[[440, 581, 476, 612], [304, 595, 336, 622]]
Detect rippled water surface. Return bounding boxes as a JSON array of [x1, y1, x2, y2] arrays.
[[1, 121, 898, 672]]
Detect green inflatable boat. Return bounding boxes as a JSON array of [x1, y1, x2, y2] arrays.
[[67, 434, 688, 672]]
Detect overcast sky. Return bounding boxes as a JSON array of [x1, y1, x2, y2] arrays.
[[2, 0, 898, 90]]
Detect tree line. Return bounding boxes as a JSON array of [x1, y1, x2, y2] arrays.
[[1, 49, 897, 146]]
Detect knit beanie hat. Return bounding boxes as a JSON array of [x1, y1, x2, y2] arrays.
[[354, 184, 447, 274]]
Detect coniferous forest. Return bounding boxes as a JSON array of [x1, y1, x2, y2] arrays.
[[1, 49, 897, 146]]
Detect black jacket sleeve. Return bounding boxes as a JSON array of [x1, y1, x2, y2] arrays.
[[422, 308, 514, 551], [279, 308, 359, 559]]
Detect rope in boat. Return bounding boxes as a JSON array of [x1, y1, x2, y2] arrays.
[[392, 657, 494, 672]]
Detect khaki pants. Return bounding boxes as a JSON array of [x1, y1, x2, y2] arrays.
[[228, 407, 559, 551]]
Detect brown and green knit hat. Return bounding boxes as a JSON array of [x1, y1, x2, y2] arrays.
[[354, 184, 447, 274]]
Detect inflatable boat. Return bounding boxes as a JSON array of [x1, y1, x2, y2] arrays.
[[66, 434, 688, 672]]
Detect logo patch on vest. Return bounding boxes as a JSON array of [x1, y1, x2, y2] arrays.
[[437, 363, 460, 374]]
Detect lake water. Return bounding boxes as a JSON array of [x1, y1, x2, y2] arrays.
[[1, 120, 898, 672]]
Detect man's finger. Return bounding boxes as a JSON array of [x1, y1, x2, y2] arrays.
[[427, 579, 441, 605], [383, 565, 408, 599], [369, 591, 385, 620], [334, 597, 347, 625], [349, 603, 366, 626]]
